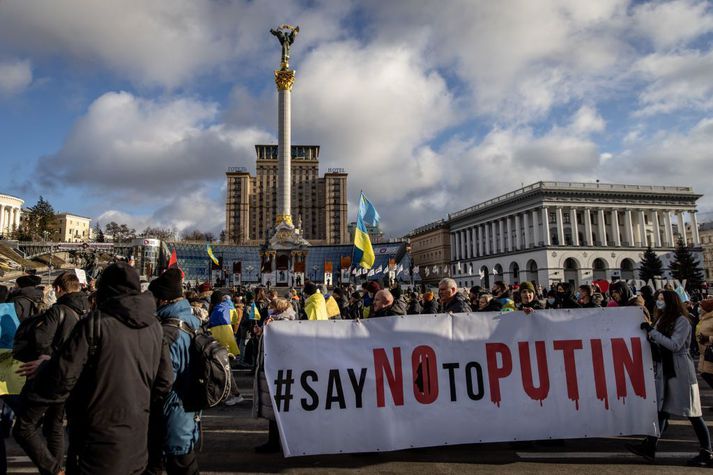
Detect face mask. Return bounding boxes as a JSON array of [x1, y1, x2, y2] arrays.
[[547, 298, 555, 305], [656, 300, 666, 310]]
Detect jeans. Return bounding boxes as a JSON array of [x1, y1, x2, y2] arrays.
[[648, 411, 712, 451], [12, 402, 65, 475]]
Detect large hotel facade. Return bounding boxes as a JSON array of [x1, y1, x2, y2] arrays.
[[225, 145, 349, 246], [420, 181, 703, 289]]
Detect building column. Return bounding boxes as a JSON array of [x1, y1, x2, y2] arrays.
[[624, 210, 634, 246], [652, 211, 662, 248], [677, 211, 687, 245], [542, 207, 551, 246], [664, 211, 674, 246], [499, 219, 505, 254], [523, 212, 530, 248], [584, 208, 593, 246], [611, 209, 621, 246], [0, 205, 5, 234], [491, 221, 498, 254], [506, 216, 513, 252], [598, 209, 607, 246], [478, 225, 484, 256], [461, 230, 467, 259], [465, 229, 471, 259], [532, 209, 540, 246], [638, 210, 647, 246], [555, 207, 564, 245], [691, 211, 700, 245], [515, 214, 522, 250], [451, 233, 457, 260], [571, 207, 579, 246], [484, 223, 490, 255]]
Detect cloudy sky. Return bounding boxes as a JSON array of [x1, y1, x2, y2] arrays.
[[2, 0, 713, 237]]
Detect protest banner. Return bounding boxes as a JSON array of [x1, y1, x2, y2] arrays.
[[263, 307, 658, 457]]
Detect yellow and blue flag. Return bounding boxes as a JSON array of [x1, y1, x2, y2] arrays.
[[353, 191, 380, 269], [207, 243, 219, 266]]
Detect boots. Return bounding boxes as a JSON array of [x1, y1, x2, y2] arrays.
[[625, 437, 656, 462], [686, 449, 713, 467]]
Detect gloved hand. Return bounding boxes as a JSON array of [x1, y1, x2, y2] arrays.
[[640, 321, 654, 333]]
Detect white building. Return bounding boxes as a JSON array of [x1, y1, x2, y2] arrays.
[[448, 181, 702, 289], [53, 213, 92, 243], [0, 194, 24, 237]]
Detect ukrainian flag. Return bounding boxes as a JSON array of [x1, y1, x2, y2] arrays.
[[353, 191, 380, 269], [207, 243, 219, 266]]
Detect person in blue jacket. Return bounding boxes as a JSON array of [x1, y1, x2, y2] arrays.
[[147, 269, 201, 475]]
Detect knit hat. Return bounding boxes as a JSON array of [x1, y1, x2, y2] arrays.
[[148, 268, 183, 301], [16, 275, 42, 288], [96, 262, 141, 303], [701, 299, 713, 314], [519, 281, 535, 294]]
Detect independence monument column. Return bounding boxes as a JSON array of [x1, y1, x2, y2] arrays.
[[271, 24, 299, 227]]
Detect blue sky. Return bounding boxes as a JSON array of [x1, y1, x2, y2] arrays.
[[1, 0, 713, 236]]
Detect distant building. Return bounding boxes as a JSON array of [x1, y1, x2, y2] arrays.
[[0, 193, 24, 238], [54, 213, 92, 243], [348, 221, 384, 244], [225, 145, 348, 245], [700, 222, 713, 281], [408, 220, 450, 286]]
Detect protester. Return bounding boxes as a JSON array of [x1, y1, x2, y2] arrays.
[[371, 289, 396, 317], [630, 290, 713, 466], [207, 290, 243, 406], [477, 293, 503, 312], [407, 291, 422, 315], [303, 281, 328, 320], [469, 286, 482, 309], [554, 283, 580, 309], [146, 268, 201, 474], [517, 281, 542, 314], [438, 278, 471, 313], [695, 299, 713, 397], [420, 291, 438, 314], [609, 281, 651, 322], [13, 272, 91, 475], [253, 298, 296, 454], [347, 292, 363, 320], [390, 287, 408, 316], [331, 287, 349, 318], [324, 290, 342, 320], [577, 284, 600, 308], [491, 281, 515, 311], [9, 275, 45, 321], [29, 262, 173, 474]]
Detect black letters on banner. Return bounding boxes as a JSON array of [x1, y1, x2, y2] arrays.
[[326, 369, 346, 410], [348, 368, 368, 408], [466, 362, 484, 401], [300, 370, 319, 411], [442, 363, 460, 401]]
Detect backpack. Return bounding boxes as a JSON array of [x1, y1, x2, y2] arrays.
[[162, 318, 232, 412], [13, 304, 79, 363]]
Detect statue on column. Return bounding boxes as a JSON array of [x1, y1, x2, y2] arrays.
[[270, 24, 300, 68]]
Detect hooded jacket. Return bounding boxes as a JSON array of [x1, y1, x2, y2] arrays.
[[10, 286, 46, 321], [32, 263, 172, 475], [305, 292, 328, 320], [34, 291, 91, 358]]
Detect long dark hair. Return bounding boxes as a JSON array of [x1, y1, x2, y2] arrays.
[[654, 290, 689, 336]]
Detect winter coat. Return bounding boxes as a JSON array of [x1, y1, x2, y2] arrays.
[[31, 291, 173, 475], [696, 309, 713, 374], [207, 300, 240, 357], [648, 316, 702, 417], [442, 293, 472, 313], [347, 300, 363, 320], [518, 300, 543, 311], [391, 296, 408, 316], [421, 299, 438, 314], [10, 286, 46, 321], [305, 292, 328, 320], [34, 291, 91, 358], [555, 293, 581, 309], [479, 299, 503, 312], [253, 307, 295, 421], [407, 300, 422, 315], [156, 299, 201, 456]]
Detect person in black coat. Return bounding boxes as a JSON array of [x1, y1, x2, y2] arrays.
[[347, 292, 364, 320], [577, 284, 601, 308], [9, 275, 45, 321], [438, 278, 472, 313], [554, 283, 580, 309], [30, 262, 172, 475], [477, 293, 503, 312], [406, 291, 422, 315], [420, 291, 438, 314]]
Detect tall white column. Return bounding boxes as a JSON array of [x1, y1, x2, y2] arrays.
[[532, 209, 540, 246], [515, 214, 522, 250], [584, 208, 593, 246], [484, 223, 490, 255], [677, 211, 687, 244], [461, 230, 467, 259], [691, 211, 700, 245], [499, 219, 505, 253], [598, 209, 607, 246], [478, 225, 484, 256], [523, 212, 530, 248], [276, 78, 293, 225], [0, 205, 5, 234], [465, 229, 471, 259], [611, 209, 621, 246], [491, 221, 498, 254], [556, 207, 565, 245], [624, 210, 634, 246], [638, 210, 647, 246], [652, 211, 662, 248], [664, 211, 674, 246], [542, 207, 551, 246], [506, 216, 513, 252], [571, 207, 579, 246], [451, 233, 456, 260]]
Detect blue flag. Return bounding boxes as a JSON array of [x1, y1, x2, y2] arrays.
[[353, 192, 380, 269]]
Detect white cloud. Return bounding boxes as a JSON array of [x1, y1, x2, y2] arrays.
[[631, 0, 713, 49], [633, 49, 713, 115], [37, 91, 273, 197], [569, 105, 606, 135], [0, 58, 32, 96]]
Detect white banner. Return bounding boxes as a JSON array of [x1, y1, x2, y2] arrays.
[[264, 307, 658, 457]]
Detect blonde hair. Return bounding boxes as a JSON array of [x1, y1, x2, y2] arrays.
[[270, 297, 290, 314]]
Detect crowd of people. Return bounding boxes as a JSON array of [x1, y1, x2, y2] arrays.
[[1, 265, 713, 472]]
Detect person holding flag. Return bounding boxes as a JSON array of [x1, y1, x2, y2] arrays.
[[353, 192, 380, 271]]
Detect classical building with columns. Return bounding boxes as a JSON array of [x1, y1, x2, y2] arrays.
[[409, 219, 451, 286], [0, 194, 24, 238], [447, 181, 703, 289]]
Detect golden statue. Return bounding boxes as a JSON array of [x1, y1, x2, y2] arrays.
[[270, 24, 299, 69]]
